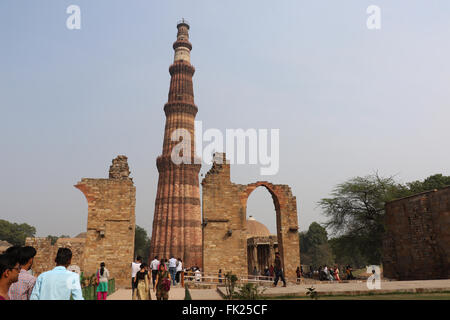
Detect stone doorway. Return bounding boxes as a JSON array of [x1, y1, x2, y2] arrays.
[[201, 153, 300, 281]]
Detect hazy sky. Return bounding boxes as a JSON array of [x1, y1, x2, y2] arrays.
[[1, 1, 449, 237]]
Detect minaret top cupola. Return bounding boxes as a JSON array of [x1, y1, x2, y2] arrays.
[[173, 19, 192, 63]]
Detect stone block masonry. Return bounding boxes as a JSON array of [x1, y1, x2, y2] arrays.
[[383, 186, 450, 280], [25, 237, 85, 276], [201, 153, 301, 281], [25, 156, 136, 288], [150, 21, 203, 268], [75, 155, 136, 287]]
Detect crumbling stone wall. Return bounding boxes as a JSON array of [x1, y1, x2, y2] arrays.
[[25, 237, 85, 276], [202, 153, 300, 281], [75, 155, 136, 287], [383, 186, 450, 280]]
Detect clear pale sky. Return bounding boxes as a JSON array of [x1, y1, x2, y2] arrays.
[[1, 1, 449, 237]]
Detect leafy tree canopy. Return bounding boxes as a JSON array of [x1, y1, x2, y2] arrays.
[[134, 225, 151, 262], [299, 222, 333, 267], [0, 219, 36, 246], [319, 173, 450, 265]]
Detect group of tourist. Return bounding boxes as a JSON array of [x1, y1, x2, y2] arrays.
[[0, 245, 111, 300], [131, 255, 184, 300], [302, 265, 355, 281], [246, 256, 359, 285], [2, 244, 360, 301], [247, 252, 287, 287]]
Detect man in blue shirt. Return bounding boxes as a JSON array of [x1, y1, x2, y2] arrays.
[[30, 248, 83, 300]]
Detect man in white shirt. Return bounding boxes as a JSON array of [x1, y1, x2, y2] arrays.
[[149, 256, 159, 288], [131, 256, 142, 297], [30, 248, 83, 300], [168, 255, 178, 286]]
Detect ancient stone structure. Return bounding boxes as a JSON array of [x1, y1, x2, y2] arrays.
[[25, 236, 85, 276], [246, 217, 278, 274], [150, 20, 202, 268], [383, 186, 450, 280], [75, 155, 136, 287], [202, 153, 300, 280], [0, 240, 12, 254]]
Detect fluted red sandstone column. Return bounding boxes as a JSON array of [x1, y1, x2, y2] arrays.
[[150, 20, 202, 268]]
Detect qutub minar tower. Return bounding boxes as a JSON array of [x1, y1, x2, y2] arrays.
[[150, 20, 203, 268]]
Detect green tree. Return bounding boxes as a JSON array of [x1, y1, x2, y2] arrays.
[[134, 225, 150, 262], [0, 219, 36, 246], [319, 173, 450, 266], [329, 235, 367, 268], [406, 174, 450, 194], [318, 174, 400, 265], [299, 222, 333, 267]]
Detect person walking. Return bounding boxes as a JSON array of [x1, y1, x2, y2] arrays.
[[334, 265, 341, 282], [218, 269, 223, 283], [176, 258, 183, 286], [30, 248, 83, 300], [96, 262, 110, 300], [264, 267, 270, 280], [149, 256, 159, 288], [273, 252, 286, 287], [8, 246, 37, 300], [296, 266, 301, 283], [168, 255, 177, 286], [252, 266, 258, 280], [346, 265, 355, 280], [329, 267, 334, 281], [154, 263, 171, 300], [0, 253, 20, 300], [133, 263, 151, 300], [323, 265, 329, 281], [269, 265, 274, 281], [131, 256, 142, 297]]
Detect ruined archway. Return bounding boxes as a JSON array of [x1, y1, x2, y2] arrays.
[[201, 153, 300, 281], [245, 185, 279, 275]]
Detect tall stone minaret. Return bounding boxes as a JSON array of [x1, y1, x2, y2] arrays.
[[150, 20, 202, 268]]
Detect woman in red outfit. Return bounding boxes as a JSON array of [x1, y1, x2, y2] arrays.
[[334, 265, 341, 282]]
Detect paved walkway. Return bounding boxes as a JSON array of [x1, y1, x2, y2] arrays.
[[217, 279, 450, 297], [108, 279, 450, 300], [108, 286, 222, 300]]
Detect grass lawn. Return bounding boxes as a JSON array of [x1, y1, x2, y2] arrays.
[[267, 291, 450, 300]]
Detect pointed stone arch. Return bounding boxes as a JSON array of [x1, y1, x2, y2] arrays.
[[202, 153, 300, 281]]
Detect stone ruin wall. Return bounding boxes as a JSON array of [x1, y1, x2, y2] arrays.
[[383, 186, 450, 280], [25, 237, 85, 277], [75, 155, 136, 288], [25, 156, 136, 287], [201, 153, 301, 281], [201, 154, 248, 277]]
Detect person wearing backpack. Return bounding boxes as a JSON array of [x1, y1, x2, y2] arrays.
[[153, 263, 171, 300]]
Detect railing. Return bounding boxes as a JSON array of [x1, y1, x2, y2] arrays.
[[182, 272, 287, 286], [79, 278, 116, 300]]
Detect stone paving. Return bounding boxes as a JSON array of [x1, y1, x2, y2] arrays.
[[108, 286, 222, 300], [107, 279, 450, 300], [218, 279, 450, 298]]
